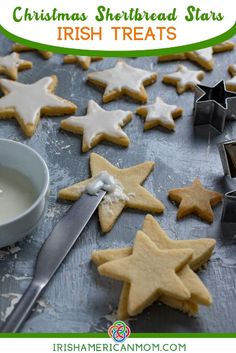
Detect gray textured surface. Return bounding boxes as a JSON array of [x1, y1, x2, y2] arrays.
[[0, 35, 236, 333]]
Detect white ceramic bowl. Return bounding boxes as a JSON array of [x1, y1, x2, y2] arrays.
[[0, 139, 49, 248]]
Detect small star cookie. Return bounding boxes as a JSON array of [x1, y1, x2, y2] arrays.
[[136, 96, 183, 131], [92, 214, 215, 319], [61, 100, 132, 152], [162, 65, 205, 94], [87, 61, 157, 103], [0, 53, 32, 80], [168, 178, 223, 223], [0, 75, 77, 136], [64, 55, 103, 70], [12, 43, 53, 59], [185, 48, 214, 71], [59, 153, 165, 233], [98, 230, 193, 316], [226, 64, 236, 92]]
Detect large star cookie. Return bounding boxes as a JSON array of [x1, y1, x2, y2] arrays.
[[162, 65, 205, 94], [92, 214, 215, 319], [0, 53, 32, 80], [168, 178, 223, 222], [87, 61, 157, 103], [59, 153, 165, 232], [12, 43, 53, 59], [136, 96, 183, 131], [226, 64, 236, 92], [98, 230, 193, 316], [0, 75, 77, 136], [61, 100, 132, 152], [64, 55, 102, 70]]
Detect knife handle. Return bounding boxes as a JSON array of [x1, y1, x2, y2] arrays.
[[1, 280, 44, 332]]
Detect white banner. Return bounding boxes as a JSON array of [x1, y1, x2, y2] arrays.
[[0, 0, 235, 52], [0, 337, 236, 353]]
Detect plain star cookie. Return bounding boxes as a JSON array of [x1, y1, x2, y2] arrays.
[[64, 55, 102, 70], [136, 96, 183, 131], [59, 153, 165, 233], [61, 100, 132, 152], [0, 53, 32, 80], [162, 65, 205, 94], [212, 41, 235, 53], [98, 230, 193, 316], [12, 43, 53, 59], [0, 75, 77, 136], [226, 64, 236, 92], [168, 178, 223, 223], [92, 214, 215, 319], [87, 61, 157, 103]]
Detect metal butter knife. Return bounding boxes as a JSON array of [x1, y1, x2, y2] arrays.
[[1, 190, 106, 332]]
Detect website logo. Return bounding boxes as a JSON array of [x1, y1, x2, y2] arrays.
[[108, 320, 131, 343]]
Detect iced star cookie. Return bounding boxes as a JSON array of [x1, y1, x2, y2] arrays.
[[162, 65, 205, 94], [12, 43, 53, 59], [0, 75, 77, 137], [64, 55, 103, 70], [226, 64, 236, 92], [0, 53, 32, 80], [136, 96, 183, 131], [93, 214, 215, 319], [59, 153, 165, 233], [87, 61, 157, 103], [185, 48, 214, 71], [168, 178, 223, 223], [99, 230, 193, 316], [61, 100, 132, 152]]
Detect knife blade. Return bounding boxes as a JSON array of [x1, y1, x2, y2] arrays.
[[1, 190, 106, 332]]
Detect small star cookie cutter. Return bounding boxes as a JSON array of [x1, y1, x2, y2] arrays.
[[218, 140, 236, 222], [218, 139, 236, 178], [193, 80, 236, 133], [221, 190, 236, 223]]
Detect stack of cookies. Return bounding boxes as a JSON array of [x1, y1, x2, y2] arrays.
[[92, 215, 215, 319]]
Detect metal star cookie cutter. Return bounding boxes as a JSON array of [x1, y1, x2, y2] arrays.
[[193, 80, 236, 133], [218, 139, 236, 178], [221, 190, 236, 222]]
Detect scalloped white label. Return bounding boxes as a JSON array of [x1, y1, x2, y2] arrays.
[[0, 0, 235, 51]]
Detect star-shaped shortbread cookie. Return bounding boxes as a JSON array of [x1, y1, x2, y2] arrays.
[[0, 75, 77, 136], [93, 214, 215, 318], [226, 64, 236, 92], [61, 100, 132, 152], [64, 55, 103, 70], [185, 48, 214, 71], [0, 53, 32, 80], [12, 43, 53, 59], [98, 230, 193, 316], [59, 153, 165, 232], [168, 178, 223, 222], [87, 61, 157, 103], [136, 96, 183, 131], [162, 65, 205, 94]]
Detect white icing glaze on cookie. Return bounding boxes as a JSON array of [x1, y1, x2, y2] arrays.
[[85, 171, 116, 195], [0, 53, 25, 70], [0, 76, 72, 124], [164, 65, 204, 90], [88, 61, 156, 95], [84, 171, 129, 211], [61, 100, 131, 149], [194, 48, 213, 62], [138, 97, 179, 129]]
